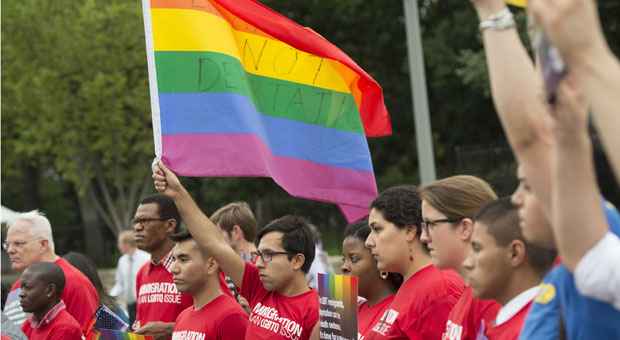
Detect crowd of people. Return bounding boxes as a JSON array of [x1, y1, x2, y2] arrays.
[[2, 0, 620, 339]]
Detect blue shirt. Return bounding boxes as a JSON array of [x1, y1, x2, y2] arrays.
[[519, 201, 620, 340]]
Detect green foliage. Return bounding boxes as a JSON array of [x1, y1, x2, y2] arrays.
[[2, 0, 619, 257]]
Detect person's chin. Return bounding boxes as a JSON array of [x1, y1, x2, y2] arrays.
[[11, 263, 25, 272], [20, 303, 32, 313]]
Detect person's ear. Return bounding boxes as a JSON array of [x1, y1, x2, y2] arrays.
[[458, 218, 474, 241], [290, 253, 306, 272], [509, 240, 527, 267], [165, 219, 177, 234], [232, 225, 244, 242], [404, 225, 418, 242], [45, 283, 57, 298], [205, 256, 219, 275]]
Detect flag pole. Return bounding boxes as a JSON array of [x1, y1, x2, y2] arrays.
[[403, 0, 437, 184]]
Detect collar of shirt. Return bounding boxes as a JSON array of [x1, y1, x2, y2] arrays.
[[28, 300, 66, 329], [495, 285, 540, 326], [150, 248, 174, 273]]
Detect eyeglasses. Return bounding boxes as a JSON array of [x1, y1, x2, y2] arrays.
[[132, 217, 168, 226], [251, 250, 290, 263], [2, 239, 43, 251], [420, 218, 460, 234]]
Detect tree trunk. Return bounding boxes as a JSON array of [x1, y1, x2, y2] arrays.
[[22, 165, 41, 210], [76, 186, 106, 262]]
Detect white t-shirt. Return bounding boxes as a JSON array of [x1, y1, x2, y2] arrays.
[[574, 231, 620, 311]]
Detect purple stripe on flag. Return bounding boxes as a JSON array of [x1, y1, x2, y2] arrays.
[[162, 133, 376, 218]]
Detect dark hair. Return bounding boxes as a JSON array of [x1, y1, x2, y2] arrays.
[[475, 197, 556, 275], [256, 215, 316, 273], [140, 194, 182, 232], [27, 262, 65, 297], [169, 229, 192, 243], [370, 185, 423, 237], [210, 202, 257, 242], [343, 218, 403, 291], [63, 252, 120, 311], [344, 218, 371, 241]]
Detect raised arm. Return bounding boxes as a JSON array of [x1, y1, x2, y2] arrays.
[[549, 76, 607, 270], [471, 0, 553, 209], [153, 161, 246, 287], [530, 0, 620, 182]]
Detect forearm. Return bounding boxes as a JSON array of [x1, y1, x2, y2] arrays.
[[573, 49, 620, 181], [476, 4, 553, 207], [553, 131, 607, 270], [172, 187, 245, 285]]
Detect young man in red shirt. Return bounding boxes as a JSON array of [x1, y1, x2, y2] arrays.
[[132, 194, 193, 339], [462, 198, 555, 339], [19, 262, 82, 340], [169, 229, 248, 340], [4, 210, 98, 334], [153, 161, 320, 340]]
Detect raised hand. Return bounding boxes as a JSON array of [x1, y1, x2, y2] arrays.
[[529, 0, 607, 67], [152, 160, 185, 199]]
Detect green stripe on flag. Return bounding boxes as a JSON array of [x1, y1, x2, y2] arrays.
[[155, 51, 365, 134]]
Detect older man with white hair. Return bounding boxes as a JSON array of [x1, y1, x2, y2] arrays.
[[2, 210, 99, 334]]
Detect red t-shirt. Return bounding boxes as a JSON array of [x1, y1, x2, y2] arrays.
[[241, 263, 319, 340], [11, 258, 99, 333], [172, 294, 249, 340], [358, 295, 395, 340], [21, 309, 82, 340], [483, 302, 532, 340], [134, 256, 193, 330], [442, 286, 500, 340], [219, 271, 236, 297], [365, 265, 465, 340]]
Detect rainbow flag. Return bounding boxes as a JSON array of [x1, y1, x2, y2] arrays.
[[141, 0, 391, 221], [86, 329, 153, 340], [318, 273, 358, 339]]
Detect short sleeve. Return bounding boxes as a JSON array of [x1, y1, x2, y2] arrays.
[[574, 231, 620, 310], [217, 312, 249, 340]]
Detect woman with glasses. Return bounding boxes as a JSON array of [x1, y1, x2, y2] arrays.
[[364, 185, 465, 340], [340, 219, 402, 339], [419, 175, 499, 340]]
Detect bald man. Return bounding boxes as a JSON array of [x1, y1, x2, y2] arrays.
[[3, 210, 98, 333], [19, 262, 82, 340]]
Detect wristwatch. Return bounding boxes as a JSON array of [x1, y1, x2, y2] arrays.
[[479, 8, 516, 31]]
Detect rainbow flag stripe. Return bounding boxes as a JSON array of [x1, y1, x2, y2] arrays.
[[86, 329, 153, 340], [142, 0, 391, 221], [505, 0, 526, 7], [318, 273, 358, 336]]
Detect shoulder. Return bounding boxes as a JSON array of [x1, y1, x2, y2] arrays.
[[54, 310, 82, 329], [603, 201, 620, 235], [175, 305, 194, 323]]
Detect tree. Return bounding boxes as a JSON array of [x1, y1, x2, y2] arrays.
[[2, 0, 154, 258]]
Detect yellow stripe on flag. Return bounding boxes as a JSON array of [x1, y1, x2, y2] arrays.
[[505, 0, 527, 7], [152, 8, 355, 94]]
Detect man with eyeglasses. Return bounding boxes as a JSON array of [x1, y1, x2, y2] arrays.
[[153, 161, 320, 340], [131, 194, 193, 339], [2, 210, 98, 335]]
